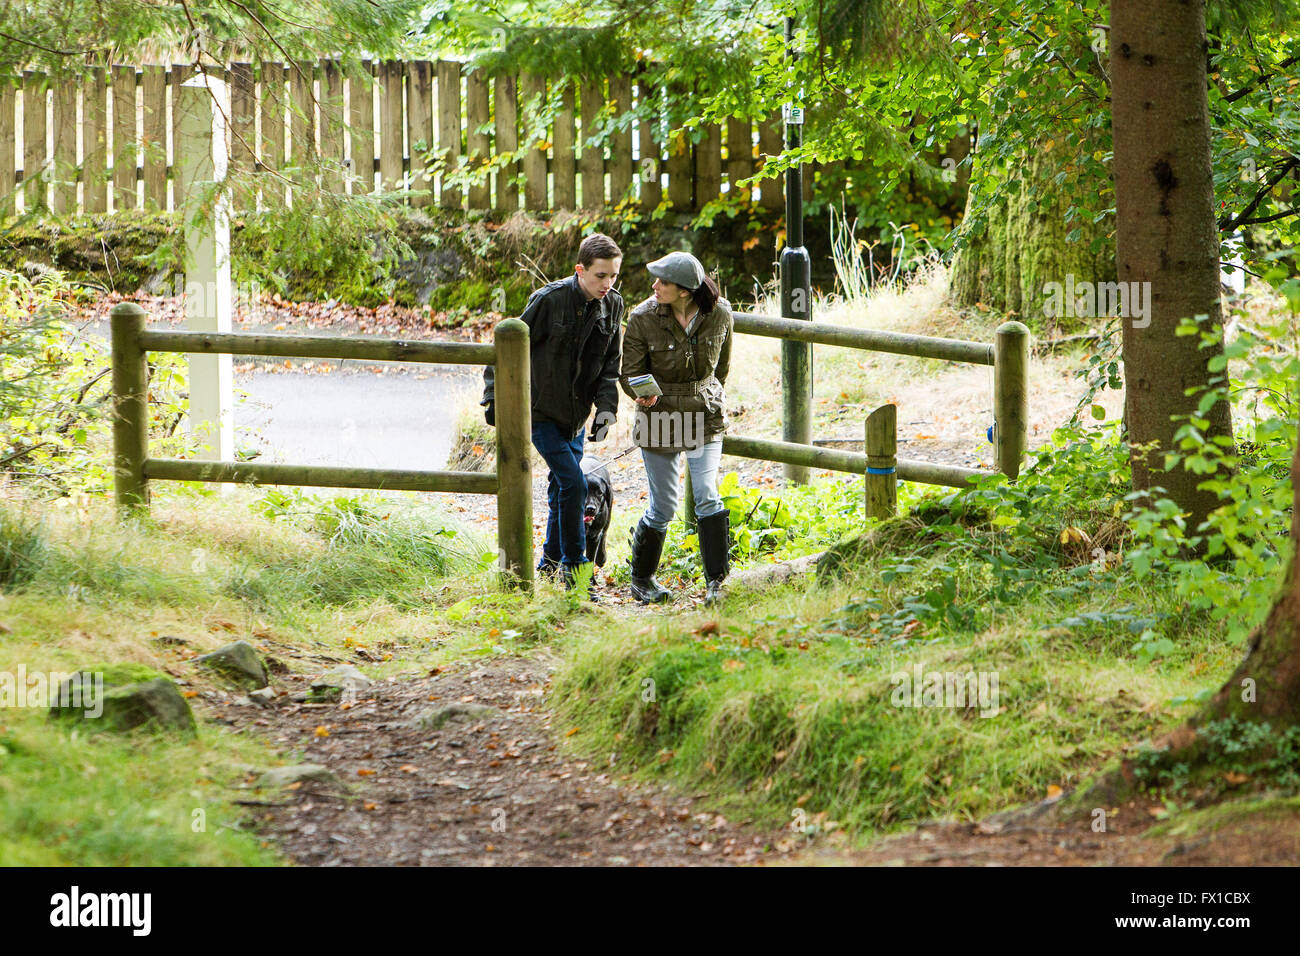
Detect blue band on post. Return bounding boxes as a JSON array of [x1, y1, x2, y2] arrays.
[[987, 425, 994, 443], [866, 466, 896, 475]]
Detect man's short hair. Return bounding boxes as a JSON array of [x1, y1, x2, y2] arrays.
[[578, 233, 623, 267]]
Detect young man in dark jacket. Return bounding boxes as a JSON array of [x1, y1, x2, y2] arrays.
[[481, 233, 624, 596]]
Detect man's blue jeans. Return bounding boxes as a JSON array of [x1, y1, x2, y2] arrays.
[[531, 421, 587, 568]]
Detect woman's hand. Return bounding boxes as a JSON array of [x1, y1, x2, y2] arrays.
[[635, 396, 659, 407]]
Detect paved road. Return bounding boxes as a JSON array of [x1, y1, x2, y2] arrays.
[[234, 363, 481, 472]]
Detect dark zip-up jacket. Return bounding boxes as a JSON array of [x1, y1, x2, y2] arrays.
[[481, 275, 624, 436]]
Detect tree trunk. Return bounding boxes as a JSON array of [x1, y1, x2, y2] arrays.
[[948, 143, 1115, 327], [1111, 0, 1234, 529]]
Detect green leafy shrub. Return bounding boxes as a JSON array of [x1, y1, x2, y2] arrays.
[[1, 269, 196, 496], [1124, 307, 1297, 647]]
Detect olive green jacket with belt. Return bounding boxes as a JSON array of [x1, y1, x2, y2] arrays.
[[619, 295, 733, 452]]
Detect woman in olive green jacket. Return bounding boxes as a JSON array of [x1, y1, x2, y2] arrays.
[[619, 251, 733, 606]]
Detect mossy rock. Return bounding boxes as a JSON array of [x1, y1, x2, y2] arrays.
[[192, 640, 270, 690], [49, 672, 196, 736], [0, 211, 181, 291], [96, 662, 169, 685]]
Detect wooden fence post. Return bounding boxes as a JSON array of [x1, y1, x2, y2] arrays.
[[579, 76, 604, 210], [694, 119, 721, 210], [865, 404, 897, 519], [492, 73, 518, 212], [466, 70, 490, 209], [81, 68, 108, 215], [994, 320, 1029, 479], [141, 65, 168, 209], [0, 76, 14, 218], [348, 60, 374, 195], [320, 60, 345, 194], [50, 81, 76, 214], [111, 303, 150, 514], [378, 61, 403, 193], [406, 60, 432, 206], [636, 76, 661, 212], [23, 71, 47, 212], [552, 80, 576, 210], [726, 117, 754, 202], [520, 74, 547, 210], [608, 74, 633, 204], [436, 60, 462, 208], [110, 65, 136, 211], [494, 317, 534, 590]]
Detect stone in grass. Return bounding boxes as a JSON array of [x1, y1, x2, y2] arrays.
[[409, 702, 503, 731], [256, 764, 346, 790], [192, 641, 270, 690], [308, 664, 372, 703], [49, 670, 196, 736]]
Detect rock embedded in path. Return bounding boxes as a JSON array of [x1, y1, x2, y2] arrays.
[[257, 764, 345, 790], [192, 641, 271, 690], [308, 664, 372, 703], [409, 702, 503, 731]]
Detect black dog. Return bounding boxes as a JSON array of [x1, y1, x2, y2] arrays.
[[581, 459, 613, 567]]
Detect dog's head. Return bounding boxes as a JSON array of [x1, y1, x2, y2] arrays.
[[584, 471, 611, 528]]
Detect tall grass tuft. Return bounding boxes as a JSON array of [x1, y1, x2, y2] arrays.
[[0, 506, 47, 589]]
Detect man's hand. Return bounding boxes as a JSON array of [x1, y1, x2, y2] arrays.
[[484, 401, 495, 427], [635, 395, 658, 407]]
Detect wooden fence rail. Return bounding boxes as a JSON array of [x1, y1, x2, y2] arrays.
[[2, 60, 814, 219], [110, 302, 534, 588], [723, 314, 1031, 515]]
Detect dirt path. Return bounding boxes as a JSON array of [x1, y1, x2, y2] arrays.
[[225, 656, 783, 866], [224, 649, 1300, 868], [802, 796, 1300, 866]]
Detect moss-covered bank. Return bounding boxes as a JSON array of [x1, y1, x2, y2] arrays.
[[1, 205, 842, 311]]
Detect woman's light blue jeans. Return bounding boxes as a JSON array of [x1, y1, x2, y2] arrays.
[[640, 440, 726, 531]]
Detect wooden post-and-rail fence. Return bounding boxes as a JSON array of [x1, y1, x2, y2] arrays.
[[2, 60, 803, 218], [720, 313, 1031, 517], [109, 301, 536, 588], [112, 301, 1027, 578]]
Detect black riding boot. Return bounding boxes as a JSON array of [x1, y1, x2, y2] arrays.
[[696, 510, 730, 606], [628, 519, 672, 604]]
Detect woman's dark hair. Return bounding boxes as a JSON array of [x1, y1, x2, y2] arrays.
[[691, 275, 720, 314]]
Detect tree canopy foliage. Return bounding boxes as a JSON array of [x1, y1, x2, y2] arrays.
[[413, 0, 1298, 271]]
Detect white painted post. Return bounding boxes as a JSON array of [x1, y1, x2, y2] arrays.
[[176, 70, 234, 463], [1221, 234, 1246, 297]]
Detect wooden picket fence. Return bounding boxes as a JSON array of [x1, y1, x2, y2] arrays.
[[0, 60, 813, 218]]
